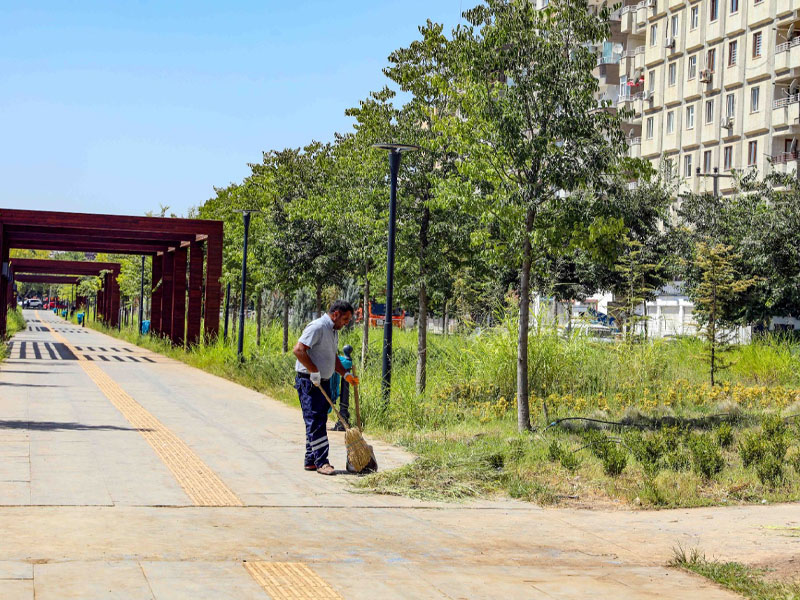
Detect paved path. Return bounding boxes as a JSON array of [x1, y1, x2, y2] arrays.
[[0, 309, 794, 598]]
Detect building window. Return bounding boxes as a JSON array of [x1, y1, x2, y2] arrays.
[[646, 117, 654, 140], [650, 24, 658, 47], [684, 154, 693, 177], [667, 111, 675, 133], [751, 86, 760, 112], [710, 0, 718, 21], [668, 62, 677, 86], [671, 15, 679, 37], [686, 105, 695, 129], [748, 141, 758, 166], [753, 32, 762, 58], [704, 151, 712, 173], [726, 93, 735, 118], [705, 99, 714, 124], [690, 6, 699, 29], [728, 40, 737, 66], [648, 69, 655, 93], [723, 146, 733, 170], [688, 55, 697, 79], [706, 48, 716, 72], [730, 0, 739, 13]]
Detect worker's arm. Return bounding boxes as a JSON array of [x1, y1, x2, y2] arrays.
[[293, 342, 318, 373]]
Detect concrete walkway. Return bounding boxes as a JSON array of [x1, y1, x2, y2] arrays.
[[0, 309, 794, 598]]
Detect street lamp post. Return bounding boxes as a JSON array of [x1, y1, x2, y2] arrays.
[[373, 143, 420, 403], [236, 210, 260, 360]]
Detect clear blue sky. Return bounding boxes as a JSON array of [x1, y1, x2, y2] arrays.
[[0, 1, 470, 217]]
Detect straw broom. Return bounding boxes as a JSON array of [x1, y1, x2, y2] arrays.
[[317, 382, 375, 472]]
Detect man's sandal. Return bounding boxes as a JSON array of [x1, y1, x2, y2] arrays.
[[316, 464, 335, 476], [304, 465, 316, 471]]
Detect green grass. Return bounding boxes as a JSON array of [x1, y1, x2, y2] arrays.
[[2, 308, 26, 358], [671, 547, 800, 599], [74, 310, 800, 508]]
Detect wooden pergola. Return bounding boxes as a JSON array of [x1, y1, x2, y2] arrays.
[[9, 258, 122, 324], [0, 209, 223, 346]]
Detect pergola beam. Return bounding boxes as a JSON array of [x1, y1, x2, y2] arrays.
[[14, 274, 81, 284]]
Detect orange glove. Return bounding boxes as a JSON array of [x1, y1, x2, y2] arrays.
[[345, 373, 359, 386]]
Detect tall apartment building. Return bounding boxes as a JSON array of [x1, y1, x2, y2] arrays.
[[590, 0, 800, 195]]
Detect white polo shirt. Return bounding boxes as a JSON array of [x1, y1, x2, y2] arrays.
[[295, 313, 338, 379]]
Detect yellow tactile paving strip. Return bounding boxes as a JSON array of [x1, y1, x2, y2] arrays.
[[35, 312, 243, 507], [244, 562, 343, 599]]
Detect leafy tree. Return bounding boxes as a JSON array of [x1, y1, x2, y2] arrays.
[[691, 242, 758, 386], [384, 22, 476, 394], [440, 0, 629, 430]]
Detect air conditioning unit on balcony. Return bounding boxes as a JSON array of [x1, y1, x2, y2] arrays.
[[641, 90, 654, 101], [721, 116, 734, 129], [665, 37, 676, 50], [645, 0, 655, 8], [699, 69, 712, 83]]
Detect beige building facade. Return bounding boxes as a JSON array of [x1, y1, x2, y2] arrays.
[[590, 0, 800, 194]]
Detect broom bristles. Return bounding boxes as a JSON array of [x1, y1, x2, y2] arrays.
[[344, 427, 373, 472]]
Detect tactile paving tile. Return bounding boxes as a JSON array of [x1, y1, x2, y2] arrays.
[[35, 311, 243, 507], [243, 562, 343, 600]]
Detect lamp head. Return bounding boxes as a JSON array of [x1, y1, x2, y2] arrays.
[[372, 143, 421, 153]]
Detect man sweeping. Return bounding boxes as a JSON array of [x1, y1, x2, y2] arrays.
[[292, 300, 358, 476]]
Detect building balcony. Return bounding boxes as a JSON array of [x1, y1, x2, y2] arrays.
[[775, 37, 800, 72], [627, 137, 642, 158], [619, 5, 635, 34], [773, 150, 799, 164], [772, 94, 800, 130]]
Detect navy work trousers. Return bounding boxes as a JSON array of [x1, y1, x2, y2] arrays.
[[295, 376, 331, 468]]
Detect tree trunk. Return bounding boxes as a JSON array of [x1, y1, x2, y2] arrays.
[[256, 290, 263, 347], [416, 206, 429, 395], [416, 283, 428, 395], [361, 267, 370, 369], [566, 302, 572, 336], [443, 301, 448, 336], [517, 207, 536, 432], [315, 282, 322, 318], [282, 293, 290, 353]]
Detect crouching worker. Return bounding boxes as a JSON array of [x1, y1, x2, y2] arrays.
[[292, 300, 359, 476]]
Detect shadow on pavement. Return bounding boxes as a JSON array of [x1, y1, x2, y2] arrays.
[[0, 420, 148, 432]]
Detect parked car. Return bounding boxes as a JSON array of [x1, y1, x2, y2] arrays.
[[27, 298, 42, 308]]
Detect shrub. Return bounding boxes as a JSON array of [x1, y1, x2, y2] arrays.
[[665, 448, 692, 471], [762, 414, 787, 440], [791, 450, 800, 475], [739, 431, 767, 467], [583, 430, 612, 459], [715, 423, 734, 448], [756, 454, 784, 487], [689, 433, 724, 479], [626, 431, 664, 477], [547, 439, 579, 471], [602, 444, 627, 477]]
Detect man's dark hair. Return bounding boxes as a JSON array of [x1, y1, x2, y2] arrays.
[[329, 300, 354, 315]]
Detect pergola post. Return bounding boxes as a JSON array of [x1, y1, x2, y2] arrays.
[[203, 229, 223, 341], [0, 226, 8, 338], [171, 246, 187, 346], [110, 268, 120, 327], [186, 241, 204, 346], [160, 251, 174, 339], [151, 255, 163, 335]]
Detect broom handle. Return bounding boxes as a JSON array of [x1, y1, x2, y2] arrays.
[[316, 381, 351, 430], [351, 364, 362, 430]]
